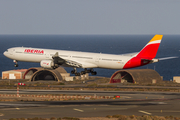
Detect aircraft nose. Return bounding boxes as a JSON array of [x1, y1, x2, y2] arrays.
[[3, 51, 6, 56], [3, 51, 8, 57]]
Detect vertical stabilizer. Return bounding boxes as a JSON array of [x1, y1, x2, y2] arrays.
[[136, 34, 163, 60], [123, 34, 163, 69]]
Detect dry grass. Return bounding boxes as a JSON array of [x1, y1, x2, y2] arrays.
[[7, 115, 180, 120]]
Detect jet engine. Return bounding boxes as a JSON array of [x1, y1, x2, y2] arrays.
[[40, 60, 55, 69], [40, 52, 66, 69]]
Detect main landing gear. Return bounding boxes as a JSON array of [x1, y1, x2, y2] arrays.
[[13, 60, 18, 67], [71, 68, 97, 76], [71, 68, 80, 76]]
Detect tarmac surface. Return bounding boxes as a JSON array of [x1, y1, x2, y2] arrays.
[[0, 99, 180, 119], [0, 89, 180, 119]]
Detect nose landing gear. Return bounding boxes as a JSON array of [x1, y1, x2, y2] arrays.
[[13, 60, 18, 67]]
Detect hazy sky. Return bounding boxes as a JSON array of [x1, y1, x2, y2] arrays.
[[0, 0, 180, 35]]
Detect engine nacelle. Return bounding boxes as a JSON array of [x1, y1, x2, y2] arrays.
[[40, 60, 55, 69]]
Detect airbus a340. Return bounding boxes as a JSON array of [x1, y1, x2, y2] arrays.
[[4, 34, 163, 76]]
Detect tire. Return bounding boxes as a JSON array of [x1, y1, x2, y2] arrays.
[[14, 64, 18, 67], [91, 71, 97, 75]]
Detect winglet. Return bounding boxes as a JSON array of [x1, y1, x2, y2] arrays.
[[136, 34, 163, 60]]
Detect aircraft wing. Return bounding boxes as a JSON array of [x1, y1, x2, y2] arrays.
[[65, 59, 98, 68], [65, 59, 82, 68], [52, 52, 97, 68]]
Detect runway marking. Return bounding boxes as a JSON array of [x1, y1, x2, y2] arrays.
[[0, 108, 27, 111], [118, 96, 131, 98], [73, 108, 84, 112], [149, 110, 180, 113], [139, 110, 152, 115], [148, 102, 167, 105]]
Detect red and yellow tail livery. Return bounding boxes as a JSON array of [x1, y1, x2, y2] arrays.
[[123, 34, 163, 69], [136, 34, 163, 60]]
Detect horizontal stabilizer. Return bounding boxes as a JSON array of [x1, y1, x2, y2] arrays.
[[158, 56, 178, 61]]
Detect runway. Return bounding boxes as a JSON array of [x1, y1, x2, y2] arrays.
[[0, 89, 180, 119], [0, 99, 180, 119]]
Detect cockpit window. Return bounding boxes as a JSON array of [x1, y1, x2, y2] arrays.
[[7, 49, 13, 53]]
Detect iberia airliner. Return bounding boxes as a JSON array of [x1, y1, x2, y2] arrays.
[[4, 34, 163, 76]]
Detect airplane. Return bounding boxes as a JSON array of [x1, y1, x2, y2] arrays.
[[4, 34, 163, 76]]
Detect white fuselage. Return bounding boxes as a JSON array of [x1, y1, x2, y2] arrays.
[[4, 47, 132, 69], [3, 35, 163, 71]]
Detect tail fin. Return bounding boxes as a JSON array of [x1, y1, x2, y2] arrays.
[[136, 34, 163, 60]]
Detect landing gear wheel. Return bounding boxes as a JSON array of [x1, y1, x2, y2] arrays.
[[71, 70, 75, 74], [81, 71, 85, 75], [14, 64, 18, 67], [91, 71, 97, 75], [75, 73, 80, 76]]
